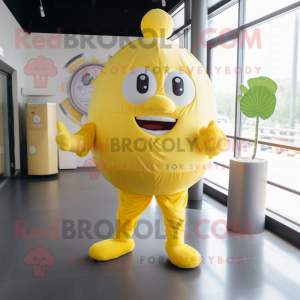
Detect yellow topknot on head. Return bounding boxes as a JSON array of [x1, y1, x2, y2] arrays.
[[141, 9, 174, 38]]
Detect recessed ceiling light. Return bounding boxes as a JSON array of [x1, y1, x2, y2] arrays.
[[152, 0, 166, 5], [40, 0, 45, 17]]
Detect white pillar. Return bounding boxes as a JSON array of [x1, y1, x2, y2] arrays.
[[191, 0, 208, 69]]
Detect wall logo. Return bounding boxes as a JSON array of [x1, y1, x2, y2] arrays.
[[57, 52, 111, 127], [23, 246, 56, 277], [24, 56, 57, 88]]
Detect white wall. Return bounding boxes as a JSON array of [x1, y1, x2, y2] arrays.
[[0, 0, 27, 170], [0, 0, 138, 169]]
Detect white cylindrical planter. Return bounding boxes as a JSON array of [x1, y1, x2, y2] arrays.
[[227, 158, 268, 234]]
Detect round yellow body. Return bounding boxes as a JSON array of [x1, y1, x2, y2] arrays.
[[88, 38, 217, 195]]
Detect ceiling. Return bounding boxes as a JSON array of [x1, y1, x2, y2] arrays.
[[4, 0, 228, 36], [4, 0, 182, 36]]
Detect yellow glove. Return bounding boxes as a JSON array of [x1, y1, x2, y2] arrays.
[[56, 121, 84, 153], [197, 121, 227, 160]]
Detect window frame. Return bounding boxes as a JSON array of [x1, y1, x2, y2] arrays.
[[166, 0, 300, 247], [169, 0, 191, 49], [168, 0, 300, 198], [206, 0, 300, 198]]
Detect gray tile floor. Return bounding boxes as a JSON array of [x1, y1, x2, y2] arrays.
[[0, 169, 300, 300]]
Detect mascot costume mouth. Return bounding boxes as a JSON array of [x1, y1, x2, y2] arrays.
[[56, 9, 227, 269]]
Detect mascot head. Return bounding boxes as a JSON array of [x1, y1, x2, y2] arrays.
[[88, 9, 217, 195]]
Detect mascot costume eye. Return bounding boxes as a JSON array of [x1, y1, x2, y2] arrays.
[[56, 9, 227, 268]]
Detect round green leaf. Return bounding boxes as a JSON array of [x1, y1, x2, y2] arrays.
[[239, 85, 249, 97], [239, 86, 276, 120], [247, 76, 278, 94]]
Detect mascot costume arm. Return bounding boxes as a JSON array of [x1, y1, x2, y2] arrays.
[[56, 121, 96, 157], [197, 120, 227, 160], [56, 121, 226, 160]]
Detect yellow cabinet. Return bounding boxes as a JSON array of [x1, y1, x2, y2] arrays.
[[26, 103, 58, 175]]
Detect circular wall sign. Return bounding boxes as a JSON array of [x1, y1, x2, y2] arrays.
[[68, 63, 104, 115]]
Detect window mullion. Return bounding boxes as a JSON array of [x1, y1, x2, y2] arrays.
[[184, 0, 191, 50], [234, 0, 246, 157]]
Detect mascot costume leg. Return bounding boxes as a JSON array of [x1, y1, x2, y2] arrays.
[[56, 9, 227, 269]]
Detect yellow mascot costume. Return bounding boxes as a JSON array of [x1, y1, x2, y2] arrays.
[[56, 9, 227, 268]]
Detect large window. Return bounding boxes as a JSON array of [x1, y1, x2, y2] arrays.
[[244, 142, 300, 224], [210, 44, 237, 137], [170, 2, 185, 31], [172, 33, 185, 48], [242, 10, 300, 148], [172, 6, 185, 30], [204, 43, 237, 188], [207, 2, 239, 40], [207, 0, 300, 224], [169, 2, 189, 50], [245, 0, 299, 23]]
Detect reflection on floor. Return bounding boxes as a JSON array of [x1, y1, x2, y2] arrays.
[[0, 169, 300, 300]]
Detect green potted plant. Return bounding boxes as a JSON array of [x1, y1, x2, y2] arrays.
[[227, 77, 277, 234]]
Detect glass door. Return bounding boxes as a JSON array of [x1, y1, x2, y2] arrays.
[[0, 69, 14, 177]]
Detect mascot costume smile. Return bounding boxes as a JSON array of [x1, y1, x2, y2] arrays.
[[56, 9, 227, 268]]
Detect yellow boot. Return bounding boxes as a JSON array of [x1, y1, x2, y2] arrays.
[[89, 190, 153, 261], [156, 190, 202, 268], [89, 239, 135, 261], [165, 243, 201, 269]]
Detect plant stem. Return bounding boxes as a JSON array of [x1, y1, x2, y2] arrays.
[[252, 116, 260, 159]]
